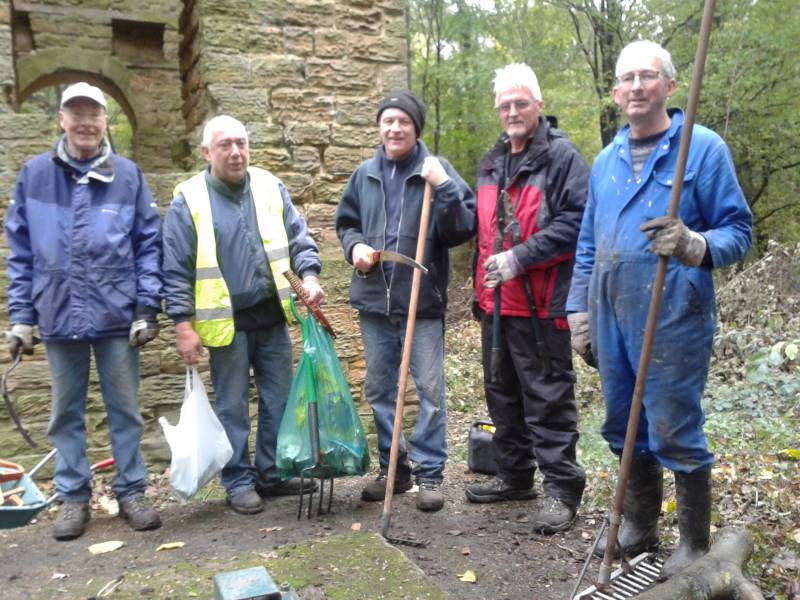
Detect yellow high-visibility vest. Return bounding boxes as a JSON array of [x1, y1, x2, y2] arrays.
[[173, 167, 293, 347]]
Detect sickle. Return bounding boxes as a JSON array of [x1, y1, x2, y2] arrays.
[[1, 353, 38, 448]]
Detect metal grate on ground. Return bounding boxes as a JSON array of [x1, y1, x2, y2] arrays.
[[573, 552, 664, 599]]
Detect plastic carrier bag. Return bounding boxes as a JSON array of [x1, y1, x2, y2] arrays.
[[159, 367, 233, 501], [276, 303, 370, 479]]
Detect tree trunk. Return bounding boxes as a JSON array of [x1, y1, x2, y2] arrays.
[[637, 527, 764, 600]]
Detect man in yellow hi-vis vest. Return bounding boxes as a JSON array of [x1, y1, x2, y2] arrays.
[[163, 115, 323, 515]]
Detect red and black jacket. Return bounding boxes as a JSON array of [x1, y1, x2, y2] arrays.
[[475, 118, 589, 319]]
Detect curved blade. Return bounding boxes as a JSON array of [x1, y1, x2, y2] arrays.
[[371, 250, 428, 274]]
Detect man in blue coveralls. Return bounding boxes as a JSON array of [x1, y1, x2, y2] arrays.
[[566, 41, 752, 579]]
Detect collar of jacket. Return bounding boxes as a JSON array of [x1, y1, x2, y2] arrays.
[[479, 116, 552, 179], [51, 135, 115, 183], [613, 107, 684, 149], [365, 139, 431, 180]]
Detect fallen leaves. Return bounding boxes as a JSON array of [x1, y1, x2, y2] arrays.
[[88, 540, 124, 555], [156, 542, 185, 552], [458, 570, 477, 583]]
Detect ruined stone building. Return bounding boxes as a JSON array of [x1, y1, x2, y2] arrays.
[[0, 0, 409, 464]]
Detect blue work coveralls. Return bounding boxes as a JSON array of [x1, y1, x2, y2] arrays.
[[566, 109, 752, 472]]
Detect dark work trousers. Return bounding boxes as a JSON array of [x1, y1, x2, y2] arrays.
[[480, 313, 586, 508]]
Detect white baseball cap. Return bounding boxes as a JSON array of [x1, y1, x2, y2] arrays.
[[60, 82, 107, 110]]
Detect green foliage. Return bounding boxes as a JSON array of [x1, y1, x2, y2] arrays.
[[409, 0, 800, 245]]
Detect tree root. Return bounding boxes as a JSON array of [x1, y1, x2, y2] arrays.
[[637, 527, 764, 600]]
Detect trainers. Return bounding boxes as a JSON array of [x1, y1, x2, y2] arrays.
[[416, 479, 444, 512], [226, 488, 263, 515], [119, 495, 162, 531], [533, 496, 576, 534], [361, 469, 413, 502], [52, 502, 90, 541], [256, 478, 318, 498], [465, 477, 537, 504]]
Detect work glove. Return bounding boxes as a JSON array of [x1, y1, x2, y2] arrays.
[[420, 156, 450, 188], [6, 324, 34, 358], [352, 243, 377, 272], [302, 275, 325, 305], [640, 216, 707, 267], [483, 249, 523, 289], [129, 317, 159, 348], [567, 312, 596, 368]]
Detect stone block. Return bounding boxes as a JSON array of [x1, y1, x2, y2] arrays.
[[314, 173, 351, 204], [383, 11, 408, 38], [336, 4, 383, 34], [333, 94, 382, 126], [379, 64, 409, 91], [348, 33, 406, 63], [314, 29, 345, 59], [243, 121, 285, 146], [283, 121, 330, 146], [248, 146, 291, 170], [331, 124, 379, 148], [291, 145, 321, 173], [254, 0, 335, 28], [202, 51, 251, 84], [324, 145, 364, 177], [206, 84, 269, 121], [250, 55, 305, 89], [305, 58, 376, 92], [271, 87, 336, 122], [203, 18, 283, 54], [284, 26, 313, 57], [34, 33, 112, 53], [276, 171, 314, 203]]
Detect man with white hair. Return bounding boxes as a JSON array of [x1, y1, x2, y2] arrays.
[[163, 115, 323, 515], [567, 41, 752, 578], [466, 63, 588, 534], [5, 82, 163, 540]]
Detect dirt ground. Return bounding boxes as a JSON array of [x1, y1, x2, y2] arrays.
[[0, 408, 613, 600]]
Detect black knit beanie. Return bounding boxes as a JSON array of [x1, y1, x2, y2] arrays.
[[376, 90, 426, 136]]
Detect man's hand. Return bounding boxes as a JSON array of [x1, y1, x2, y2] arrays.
[[420, 156, 450, 188], [129, 317, 159, 347], [352, 243, 377, 271], [175, 321, 204, 365], [6, 324, 34, 358], [640, 216, 707, 267], [567, 312, 596, 368], [302, 275, 325, 305], [483, 249, 522, 288]]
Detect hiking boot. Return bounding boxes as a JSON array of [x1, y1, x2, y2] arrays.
[[52, 502, 90, 541], [533, 496, 576, 534], [465, 476, 536, 504], [416, 478, 444, 512], [119, 495, 162, 531], [660, 468, 711, 580], [226, 488, 264, 515], [361, 467, 413, 502], [595, 456, 663, 558], [256, 478, 318, 498]]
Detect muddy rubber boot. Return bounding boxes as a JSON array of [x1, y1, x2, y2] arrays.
[[595, 456, 663, 557], [659, 468, 711, 580]]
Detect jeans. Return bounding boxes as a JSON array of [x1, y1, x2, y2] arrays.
[[359, 312, 447, 481], [208, 326, 292, 495], [46, 337, 147, 503]]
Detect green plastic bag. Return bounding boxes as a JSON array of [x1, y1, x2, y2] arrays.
[[276, 303, 370, 479]]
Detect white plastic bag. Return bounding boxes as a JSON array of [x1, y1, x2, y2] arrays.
[[159, 367, 233, 501]]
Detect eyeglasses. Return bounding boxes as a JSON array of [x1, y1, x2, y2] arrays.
[[616, 70, 662, 87], [497, 100, 532, 114]]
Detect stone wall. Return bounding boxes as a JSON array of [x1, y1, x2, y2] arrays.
[[0, 0, 412, 468]]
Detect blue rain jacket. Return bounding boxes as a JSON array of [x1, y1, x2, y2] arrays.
[[566, 109, 752, 471], [5, 141, 162, 341]]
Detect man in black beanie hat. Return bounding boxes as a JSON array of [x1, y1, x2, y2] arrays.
[[336, 90, 476, 512]]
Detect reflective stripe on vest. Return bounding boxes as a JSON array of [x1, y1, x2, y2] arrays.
[[173, 167, 294, 347]]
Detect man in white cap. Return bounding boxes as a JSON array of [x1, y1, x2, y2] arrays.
[[5, 82, 163, 540]]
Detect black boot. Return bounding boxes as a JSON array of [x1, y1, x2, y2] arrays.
[[659, 468, 711, 580], [594, 456, 663, 558]]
